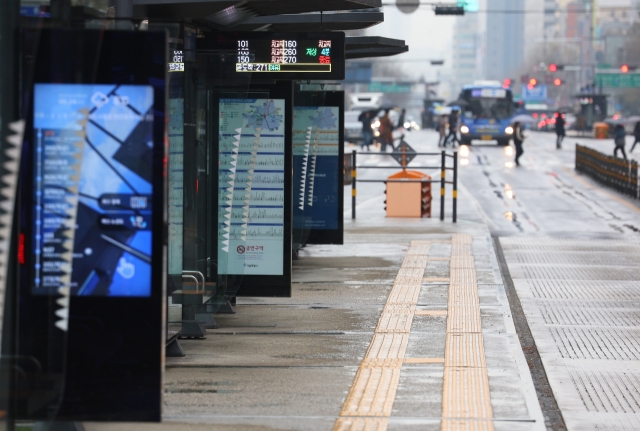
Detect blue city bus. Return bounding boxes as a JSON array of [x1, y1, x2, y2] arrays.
[[457, 82, 514, 146]]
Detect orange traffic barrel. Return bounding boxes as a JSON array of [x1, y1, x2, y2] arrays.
[[594, 122, 609, 139]]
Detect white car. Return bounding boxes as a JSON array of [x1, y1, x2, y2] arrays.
[[344, 111, 364, 144]]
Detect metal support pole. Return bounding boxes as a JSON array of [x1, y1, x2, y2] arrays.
[[440, 151, 445, 221], [351, 150, 357, 219], [453, 151, 458, 223]]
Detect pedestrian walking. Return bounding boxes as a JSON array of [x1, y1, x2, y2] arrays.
[[555, 112, 565, 149], [512, 121, 524, 166], [445, 109, 460, 147], [396, 109, 406, 134], [358, 111, 374, 151], [630, 121, 640, 153], [438, 115, 447, 147], [378, 110, 394, 152], [613, 124, 627, 160]]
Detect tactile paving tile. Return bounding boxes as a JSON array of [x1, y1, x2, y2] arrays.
[[537, 301, 639, 327], [526, 280, 640, 301], [365, 334, 409, 360], [501, 237, 640, 429], [549, 327, 640, 360], [334, 241, 433, 431], [445, 333, 486, 367], [334, 417, 388, 431], [500, 237, 640, 253], [512, 264, 640, 281], [512, 251, 640, 267], [442, 234, 494, 431], [568, 366, 640, 413]]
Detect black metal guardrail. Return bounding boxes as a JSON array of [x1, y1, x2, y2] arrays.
[[575, 144, 639, 199], [348, 149, 458, 222]]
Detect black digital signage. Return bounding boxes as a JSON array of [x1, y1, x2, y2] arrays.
[[17, 28, 166, 421], [211, 83, 293, 298], [292, 92, 344, 245], [197, 32, 345, 80]]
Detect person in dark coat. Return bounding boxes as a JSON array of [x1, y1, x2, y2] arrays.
[[555, 112, 565, 149], [512, 122, 524, 166], [445, 109, 460, 147], [631, 121, 640, 153], [358, 111, 374, 151], [613, 124, 627, 160], [396, 109, 406, 133]]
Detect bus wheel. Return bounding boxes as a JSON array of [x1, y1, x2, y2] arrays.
[[497, 139, 509, 146], [461, 139, 471, 146]]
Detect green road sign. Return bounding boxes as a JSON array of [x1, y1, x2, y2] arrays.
[[596, 73, 640, 88]]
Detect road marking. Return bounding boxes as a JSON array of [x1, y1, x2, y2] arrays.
[[441, 234, 494, 431], [333, 240, 432, 431], [415, 310, 448, 316]]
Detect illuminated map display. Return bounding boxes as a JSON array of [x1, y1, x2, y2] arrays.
[[218, 99, 286, 275], [33, 84, 154, 297]]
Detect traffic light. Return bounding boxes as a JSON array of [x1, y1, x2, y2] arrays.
[[548, 63, 557, 72], [554, 78, 562, 86], [529, 78, 537, 86], [621, 64, 630, 73]]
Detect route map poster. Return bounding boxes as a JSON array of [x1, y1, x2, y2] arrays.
[[293, 106, 340, 230], [33, 84, 154, 297], [218, 99, 285, 276]]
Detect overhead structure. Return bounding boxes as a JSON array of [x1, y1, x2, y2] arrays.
[[133, 0, 381, 23], [228, 11, 383, 32], [345, 36, 408, 60]]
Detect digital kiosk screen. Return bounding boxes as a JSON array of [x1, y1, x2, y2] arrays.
[[33, 84, 154, 297], [218, 99, 286, 276], [293, 106, 341, 230]]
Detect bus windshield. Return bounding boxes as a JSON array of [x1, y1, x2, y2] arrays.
[[462, 89, 513, 121]]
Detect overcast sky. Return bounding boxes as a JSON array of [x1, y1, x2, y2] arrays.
[[362, 5, 456, 82]]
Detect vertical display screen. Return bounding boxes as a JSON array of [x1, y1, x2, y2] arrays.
[[218, 99, 286, 275], [33, 84, 154, 297], [293, 106, 341, 230]]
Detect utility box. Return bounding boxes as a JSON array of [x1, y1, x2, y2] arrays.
[[385, 170, 432, 217]]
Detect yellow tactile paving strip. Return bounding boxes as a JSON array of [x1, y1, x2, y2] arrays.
[[333, 241, 431, 431], [334, 235, 493, 431], [441, 234, 494, 431]]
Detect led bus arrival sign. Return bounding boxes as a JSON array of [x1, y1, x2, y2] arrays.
[[197, 32, 345, 80], [236, 38, 334, 73]]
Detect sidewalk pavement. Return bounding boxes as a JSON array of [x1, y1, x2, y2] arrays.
[[82, 169, 546, 431]]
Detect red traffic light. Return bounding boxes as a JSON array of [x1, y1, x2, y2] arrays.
[[529, 78, 537, 86], [554, 78, 562, 86], [621, 64, 630, 73], [549, 63, 558, 72]]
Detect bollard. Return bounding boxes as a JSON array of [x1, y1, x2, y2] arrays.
[[453, 151, 458, 223], [440, 151, 445, 221], [352, 150, 357, 219]]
